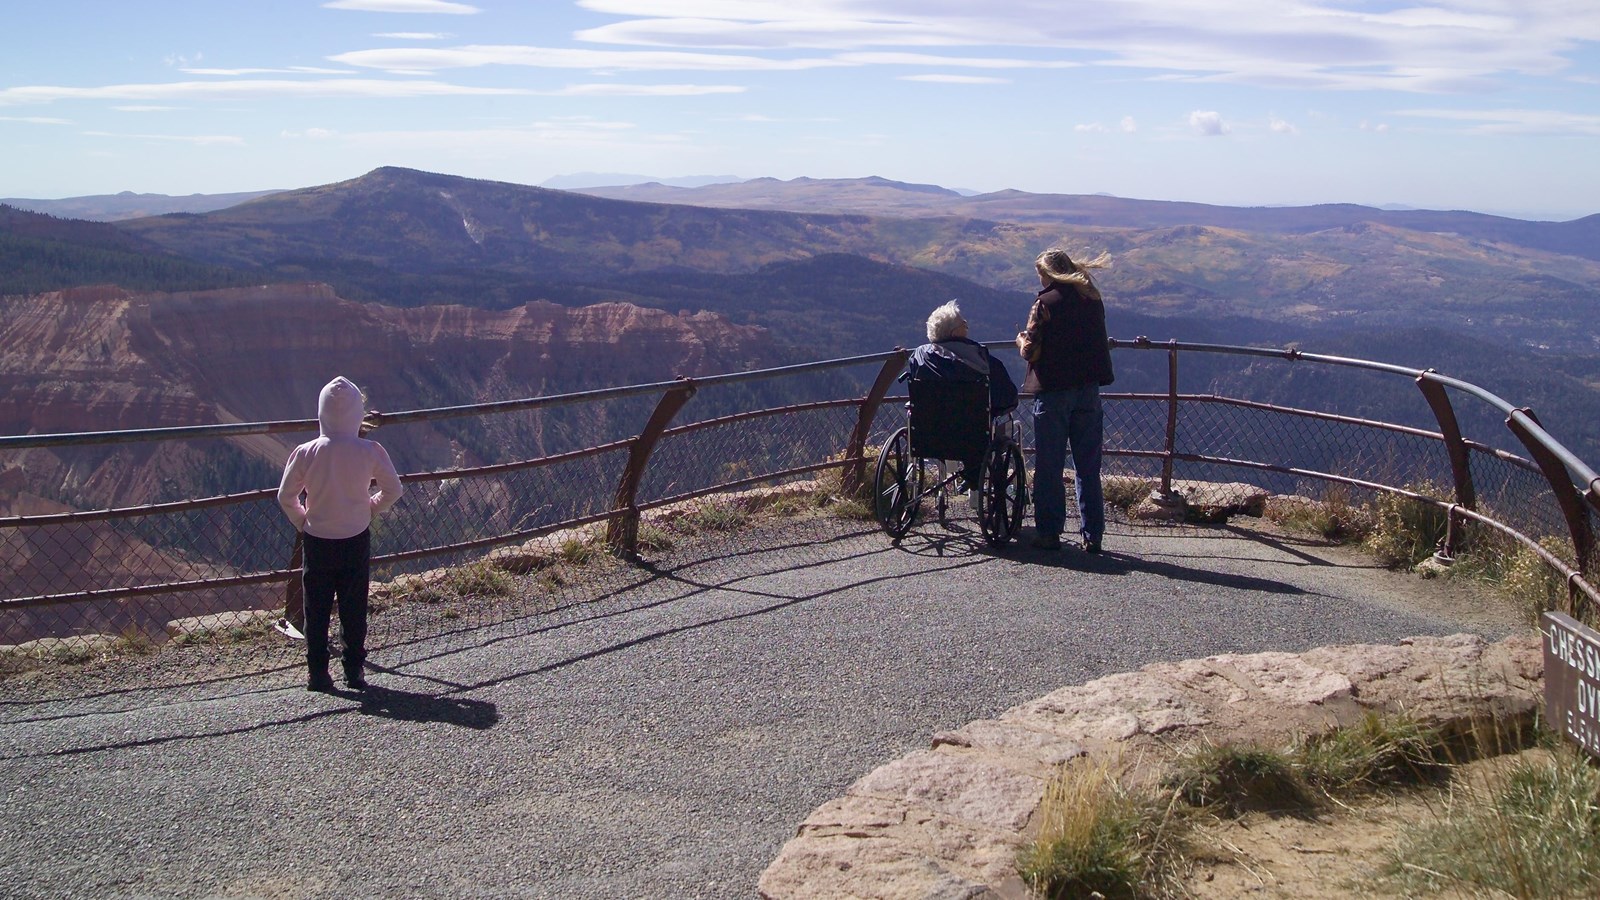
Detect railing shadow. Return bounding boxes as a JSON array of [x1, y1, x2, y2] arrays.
[[0, 682, 499, 761], [1021, 547, 1314, 596], [370, 522, 983, 689]]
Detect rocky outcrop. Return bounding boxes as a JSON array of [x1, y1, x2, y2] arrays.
[[0, 283, 778, 512], [758, 632, 1543, 899]]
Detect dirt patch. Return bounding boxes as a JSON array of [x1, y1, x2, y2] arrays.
[[1181, 748, 1548, 898]]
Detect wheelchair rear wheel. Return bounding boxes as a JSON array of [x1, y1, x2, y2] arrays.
[[978, 442, 1026, 546], [872, 426, 921, 538]]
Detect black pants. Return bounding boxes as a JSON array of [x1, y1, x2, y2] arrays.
[[301, 530, 371, 677]]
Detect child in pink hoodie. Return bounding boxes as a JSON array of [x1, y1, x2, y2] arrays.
[[278, 377, 403, 692]]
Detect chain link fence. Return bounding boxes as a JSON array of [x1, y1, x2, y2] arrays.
[[4, 341, 1597, 673]]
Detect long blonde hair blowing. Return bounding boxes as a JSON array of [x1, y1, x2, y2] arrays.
[[1035, 248, 1111, 287]]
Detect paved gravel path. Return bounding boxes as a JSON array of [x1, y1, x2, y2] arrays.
[[0, 514, 1520, 899]]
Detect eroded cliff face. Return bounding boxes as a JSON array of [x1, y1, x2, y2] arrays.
[[0, 282, 778, 512]]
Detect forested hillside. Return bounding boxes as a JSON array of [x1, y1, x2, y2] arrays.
[[0, 205, 258, 296]]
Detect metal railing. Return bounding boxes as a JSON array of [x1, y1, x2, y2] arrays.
[[3, 340, 1596, 657]]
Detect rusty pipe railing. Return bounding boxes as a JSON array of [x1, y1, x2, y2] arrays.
[[4, 339, 1598, 643]]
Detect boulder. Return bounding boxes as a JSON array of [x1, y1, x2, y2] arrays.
[[758, 633, 1544, 898]]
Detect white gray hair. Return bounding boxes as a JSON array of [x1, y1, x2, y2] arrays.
[[925, 300, 966, 343]]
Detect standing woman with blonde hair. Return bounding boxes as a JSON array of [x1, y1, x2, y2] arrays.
[[1016, 248, 1114, 552]]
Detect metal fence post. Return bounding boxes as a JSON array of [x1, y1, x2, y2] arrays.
[[607, 379, 697, 557], [1149, 341, 1184, 506], [1416, 372, 1476, 560], [841, 350, 909, 497], [1506, 407, 1594, 576]]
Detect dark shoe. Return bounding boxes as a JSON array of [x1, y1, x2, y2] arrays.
[[1083, 537, 1102, 554], [1031, 533, 1061, 550], [307, 672, 335, 693], [344, 667, 369, 691]]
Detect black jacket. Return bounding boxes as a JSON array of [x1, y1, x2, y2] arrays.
[[1016, 280, 1114, 393], [904, 337, 1020, 416]]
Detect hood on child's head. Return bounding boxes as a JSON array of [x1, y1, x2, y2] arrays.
[[317, 376, 366, 439]]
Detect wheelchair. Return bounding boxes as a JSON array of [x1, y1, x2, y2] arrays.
[[871, 377, 1026, 546]]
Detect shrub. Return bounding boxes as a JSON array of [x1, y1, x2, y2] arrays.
[[634, 523, 675, 553], [826, 497, 874, 520], [1451, 531, 1574, 625], [112, 625, 159, 657], [1501, 536, 1575, 621], [392, 559, 516, 605], [680, 500, 750, 533], [1362, 481, 1450, 567], [1163, 744, 1310, 816], [1164, 713, 1454, 819], [172, 615, 275, 647], [1266, 485, 1373, 543], [1101, 475, 1155, 512], [1295, 712, 1451, 792]]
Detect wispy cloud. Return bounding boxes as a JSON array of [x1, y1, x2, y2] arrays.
[[323, 118, 697, 156], [1075, 116, 1140, 134], [1394, 107, 1600, 136], [330, 45, 848, 73], [547, 83, 746, 96], [0, 115, 71, 125], [374, 32, 454, 40], [719, 113, 841, 123], [1269, 116, 1298, 135], [835, 52, 1079, 70], [180, 66, 355, 76], [0, 79, 531, 106], [324, 0, 479, 13], [113, 106, 180, 112], [82, 130, 245, 145], [569, 1, 1600, 94], [897, 74, 1008, 84]]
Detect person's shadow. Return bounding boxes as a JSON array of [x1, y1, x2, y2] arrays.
[[348, 684, 499, 730]]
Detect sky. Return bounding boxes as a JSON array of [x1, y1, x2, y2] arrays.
[[3, 0, 1600, 220]]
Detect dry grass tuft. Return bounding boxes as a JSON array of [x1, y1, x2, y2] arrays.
[[1019, 758, 1192, 899], [1264, 485, 1373, 543], [1372, 743, 1600, 897]]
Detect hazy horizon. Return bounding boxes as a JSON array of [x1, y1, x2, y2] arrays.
[[5, 168, 1591, 224]]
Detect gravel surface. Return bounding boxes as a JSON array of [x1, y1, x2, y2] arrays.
[[0, 513, 1522, 899]]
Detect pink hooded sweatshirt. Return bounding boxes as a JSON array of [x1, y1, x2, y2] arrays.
[[277, 377, 403, 540]]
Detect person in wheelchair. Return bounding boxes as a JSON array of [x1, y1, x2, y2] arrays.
[[903, 300, 1020, 493]]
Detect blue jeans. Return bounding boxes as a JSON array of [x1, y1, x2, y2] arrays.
[[1032, 386, 1104, 541]]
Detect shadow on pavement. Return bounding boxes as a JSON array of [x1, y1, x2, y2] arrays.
[[353, 682, 499, 730], [1019, 544, 1311, 595]]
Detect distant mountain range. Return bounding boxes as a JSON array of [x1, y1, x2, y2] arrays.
[[575, 175, 1600, 255], [51, 166, 1592, 355], [0, 189, 282, 222], [3, 165, 1598, 460], [538, 172, 744, 191]]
